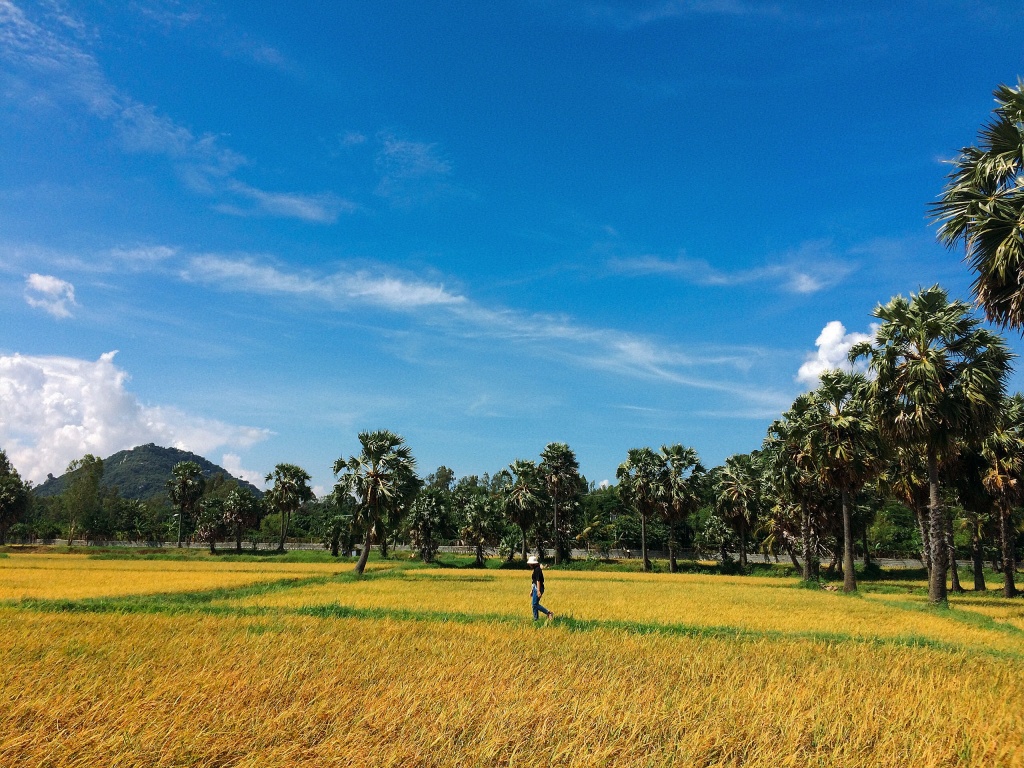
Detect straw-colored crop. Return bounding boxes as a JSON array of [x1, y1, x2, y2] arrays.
[[1, 556, 1022, 767], [0, 553, 350, 600]]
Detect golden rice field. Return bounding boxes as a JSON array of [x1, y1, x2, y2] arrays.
[[1, 551, 1023, 767]]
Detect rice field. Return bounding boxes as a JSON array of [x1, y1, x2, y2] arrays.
[[1, 552, 1023, 767]]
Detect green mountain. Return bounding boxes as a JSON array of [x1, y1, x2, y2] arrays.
[[34, 443, 263, 500]]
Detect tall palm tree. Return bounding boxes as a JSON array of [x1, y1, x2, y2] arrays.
[[803, 370, 881, 593], [167, 461, 205, 548], [659, 444, 704, 573], [764, 394, 822, 582], [265, 464, 315, 553], [932, 80, 1024, 328], [334, 430, 418, 576], [716, 453, 760, 569], [223, 487, 260, 554], [851, 285, 1012, 604], [981, 393, 1024, 598], [500, 459, 546, 562], [539, 442, 581, 565], [617, 447, 664, 572]]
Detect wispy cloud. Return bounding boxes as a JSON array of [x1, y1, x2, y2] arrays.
[[375, 132, 456, 206], [0, 2, 344, 222], [182, 254, 467, 310], [580, 0, 783, 30], [24, 273, 76, 318], [608, 240, 855, 294]]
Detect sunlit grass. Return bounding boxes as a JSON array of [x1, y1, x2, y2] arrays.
[[0, 553, 352, 600], [2, 553, 1023, 766]]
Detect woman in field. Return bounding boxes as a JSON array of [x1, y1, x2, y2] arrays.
[[527, 555, 554, 621]]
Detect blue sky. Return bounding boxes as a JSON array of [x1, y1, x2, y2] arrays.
[[2, 0, 1023, 492]]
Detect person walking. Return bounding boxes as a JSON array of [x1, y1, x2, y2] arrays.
[[527, 554, 554, 621]]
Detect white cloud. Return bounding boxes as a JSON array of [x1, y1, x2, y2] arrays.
[[0, 351, 269, 483], [608, 243, 854, 295], [375, 132, 454, 205], [220, 453, 265, 489], [24, 273, 76, 317], [582, 0, 783, 30], [182, 254, 467, 309], [222, 182, 358, 223], [796, 321, 874, 385]]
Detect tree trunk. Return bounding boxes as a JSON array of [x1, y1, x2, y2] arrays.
[[826, 545, 840, 577], [785, 540, 801, 571], [947, 515, 964, 594], [640, 514, 650, 572], [971, 512, 987, 592], [330, 530, 340, 558], [1001, 502, 1018, 598], [520, 524, 528, 562], [738, 517, 747, 568], [553, 494, 560, 566], [917, 505, 933, 577], [862, 525, 871, 567], [810, 512, 820, 580], [801, 501, 812, 581], [277, 509, 287, 553], [379, 529, 389, 559], [176, 509, 183, 548], [354, 528, 372, 576], [235, 524, 243, 555], [667, 531, 677, 573], [841, 488, 857, 593], [926, 447, 948, 604], [475, 543, 484, 568], [209, 538, 216, 555]]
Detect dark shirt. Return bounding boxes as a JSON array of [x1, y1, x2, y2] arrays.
[[531, 566, 544, 595]]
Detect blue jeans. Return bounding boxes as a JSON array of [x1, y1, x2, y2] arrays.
[[532, 585, 551, 620]]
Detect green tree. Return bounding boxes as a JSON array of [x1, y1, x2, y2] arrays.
[[223, 487, 261, 554], [804, 371, 881, 593], [716, 453, 760, 569], [334, 430, 418, 576], [932, 80, 1024, 328], [659, 444, 704, 573], [981, 393, 1024, 597], [408, 486, 448, 563], [0, 450, 30, 545], [65, 454, 105, 546], [617, 447, 664, 572], [851, 285, 1012, 604], [539, 442, 582, 565], [499, 459, 546, 562], [167, 461, 205, 548], [194, 496, 225, 554], [316, 490, 357, 558], [265, 464, 315, 553]]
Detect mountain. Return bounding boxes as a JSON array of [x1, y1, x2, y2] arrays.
[[34, 444, 263, 500]]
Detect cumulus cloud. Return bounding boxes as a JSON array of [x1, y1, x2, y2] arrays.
[[220, 453, 265, 488], [0, 351, 269, 483], [24, 273, 76, 317], [796, 321, 874, 385]]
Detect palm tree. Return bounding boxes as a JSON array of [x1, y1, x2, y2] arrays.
[[539, 443, 582, 565], [0, 449, 29, 546], [716, 453, 760, 569], [803, 371, 881, 593], [851, 285, 1012, 604], [659, 444, 704, 573], [408, 486, 447, 563], [875, 447, 932, 578], [932, 80, 1024, 328], [334, 430, 418, 576], [265, 464, 315, 553], [617, 447, 664, 572], [500, 459, 546, 562], [764, 395, 822, 582], [167, 461, 205, 548], [223, 487, 261, 554], [981, 393, 1024, 598]]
